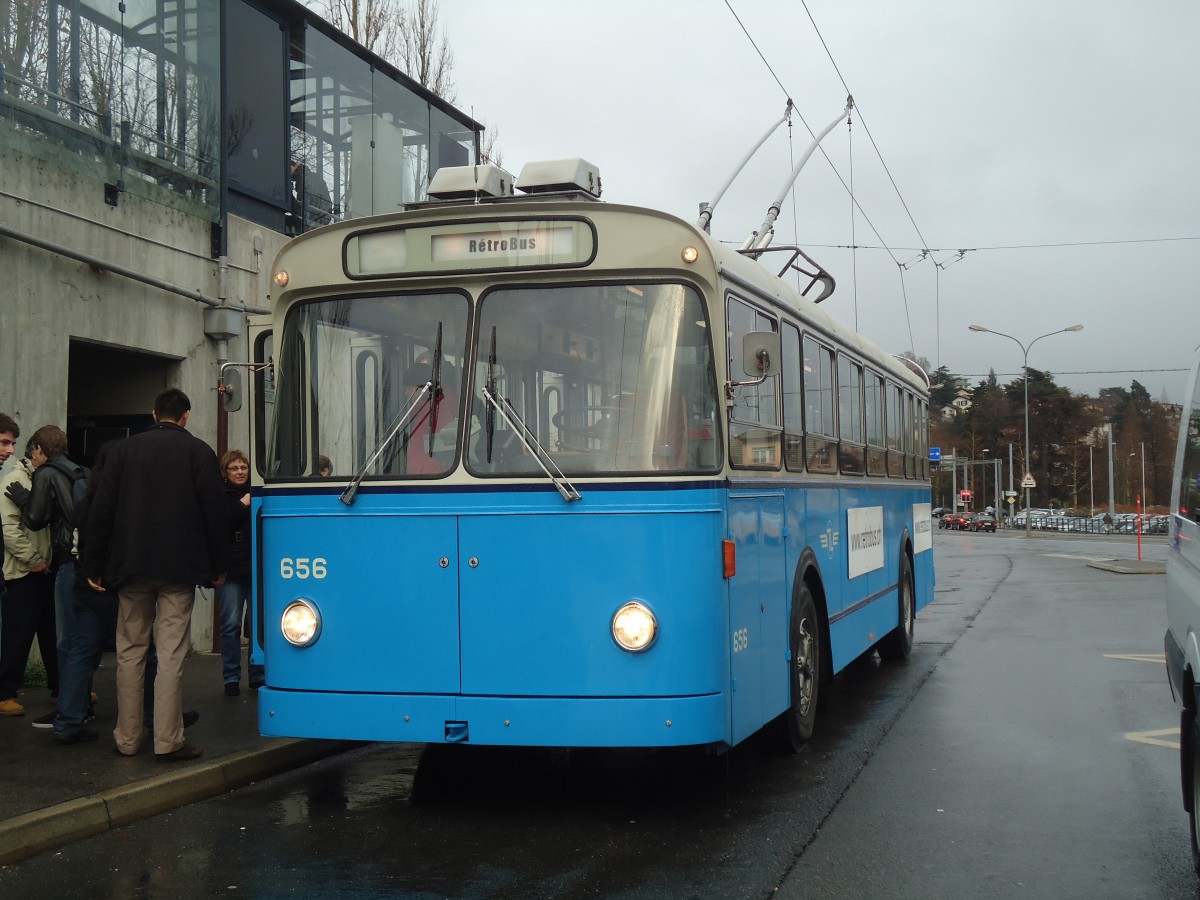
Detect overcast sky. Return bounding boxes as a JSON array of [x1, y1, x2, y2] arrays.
[[438, 0, 1199, 402]]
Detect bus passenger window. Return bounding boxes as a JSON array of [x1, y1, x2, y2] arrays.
[[864, 370, 887, 476], [803, 335, 837, 474]]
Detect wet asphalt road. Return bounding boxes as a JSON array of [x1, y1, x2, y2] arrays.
[[2, 530, 1195, 899]]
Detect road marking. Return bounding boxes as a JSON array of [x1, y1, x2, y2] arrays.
[[1125, 727, 1180, 750], [1044, 553, 1118, 563], [1104, 653, 1166, 663]]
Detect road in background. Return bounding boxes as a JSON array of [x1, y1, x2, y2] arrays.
[[1, 531, 1190, 898]]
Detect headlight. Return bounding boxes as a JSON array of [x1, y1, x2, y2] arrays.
[[612, 601, 657, 652], [281, 599, 322, 647]]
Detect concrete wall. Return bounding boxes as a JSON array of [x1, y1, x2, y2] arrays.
[[0, 146, 290, 651]]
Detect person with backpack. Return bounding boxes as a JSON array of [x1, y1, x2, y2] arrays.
[[4, 425, 88, 726], [47, 440, 200, 744], [0, 435, 57, 716]]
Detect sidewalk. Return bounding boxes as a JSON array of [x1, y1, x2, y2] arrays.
[[1086, 557, 1166, 575], [0, 651, 356, 866]]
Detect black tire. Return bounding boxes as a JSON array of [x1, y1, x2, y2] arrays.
[[777, 583, 821, 753], [878, 555, 915, 661], [1185, 707, 1200, 876]]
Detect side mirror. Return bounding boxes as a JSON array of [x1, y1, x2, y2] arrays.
[[220, 368, 243, 412], [742, 332, 780, 378]]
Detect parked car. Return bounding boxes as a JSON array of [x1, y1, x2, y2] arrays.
[[970, 513, 997, 533]]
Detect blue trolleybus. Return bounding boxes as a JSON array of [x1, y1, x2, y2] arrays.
[[248, 159, 934, 752]]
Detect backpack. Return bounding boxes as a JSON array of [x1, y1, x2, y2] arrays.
[[70, 468, 89, 515], [68, 467, 89, 557]]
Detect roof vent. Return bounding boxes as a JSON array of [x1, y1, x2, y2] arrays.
[[516, 159, 602, 198], [427, 164, 515, 200]]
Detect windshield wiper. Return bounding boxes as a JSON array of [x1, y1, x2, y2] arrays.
[[481, 386, 581, 503], [485, 325, 497, 462], [422, 323, 445, 459], [341, 323, 445, 505], [339, 383, 432, 506]]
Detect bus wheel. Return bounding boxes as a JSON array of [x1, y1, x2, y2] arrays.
[[778, 583, 821, 753], [1186, 708, 1200, 875], [878, 555, 915, 661]]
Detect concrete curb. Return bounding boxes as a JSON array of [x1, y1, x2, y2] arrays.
[[0, 738, 357, 866], [1086, 559, 1166, 575]]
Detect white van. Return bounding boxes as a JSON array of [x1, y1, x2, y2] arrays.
[[1164, 346, 1200, 876]]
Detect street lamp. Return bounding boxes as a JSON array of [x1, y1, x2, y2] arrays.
[[968, 323, 1084, 535], [1140, 441, 1146, 510]]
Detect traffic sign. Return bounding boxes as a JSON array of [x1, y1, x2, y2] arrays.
[[1020, 472, 1036, 489], [1004, 490, 1017, 498], [929, 447, 942, 462], [1007, 496, 1016, 504]]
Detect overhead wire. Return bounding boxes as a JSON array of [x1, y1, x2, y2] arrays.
[[801, 236, 1200, 252], [723, 0, 903, 270], [799, 0, 936, 260], [725, 0, 939, 360], [957, 368, 1188, 379]]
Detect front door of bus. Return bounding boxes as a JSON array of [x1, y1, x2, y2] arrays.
[[727, 492, 786, 745]]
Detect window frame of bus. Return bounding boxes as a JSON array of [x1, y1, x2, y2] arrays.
[[726, 294, 782, 470], [837, 351, 866, 476], [802, 333, 839, 475], [1178, 361, 1200, 521], [864, 368, 887, 476], [342, 216, 599, 280]]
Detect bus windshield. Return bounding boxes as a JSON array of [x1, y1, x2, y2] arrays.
[[267, 292, 471, 480], [469, 282, 719, 476]]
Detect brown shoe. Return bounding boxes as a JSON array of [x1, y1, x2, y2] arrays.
[[155, 744, 202, 763], [0, 698, 25, 716]]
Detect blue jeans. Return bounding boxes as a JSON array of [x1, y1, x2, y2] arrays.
[[54, 588, 155, 738], [218, 577, 263, 686], [54, 561, 76, 661]]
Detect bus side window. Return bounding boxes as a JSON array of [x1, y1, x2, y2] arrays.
[[1179, 364, 1200, 521], [864, 370, 887, 476], [726, 296, 781, 469], [802, 334, 837, 474]]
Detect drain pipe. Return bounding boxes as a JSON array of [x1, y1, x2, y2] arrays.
[[205, 255, 235, 655], [0, 221, 269, 314]]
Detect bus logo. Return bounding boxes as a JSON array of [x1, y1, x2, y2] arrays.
[[819, 523, 839, 559]]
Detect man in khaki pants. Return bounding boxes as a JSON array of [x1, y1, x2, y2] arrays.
[[84, 389, 228, 761]]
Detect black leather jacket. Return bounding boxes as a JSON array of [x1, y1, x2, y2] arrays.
[[23, 454, 88, 564]]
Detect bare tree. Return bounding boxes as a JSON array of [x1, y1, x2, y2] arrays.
[[3, 0, 51, 101], [314, 0, 454, 103], [480, 123, 502, 168], [319, 0, 400, 63], [395, 0, 455, 103]]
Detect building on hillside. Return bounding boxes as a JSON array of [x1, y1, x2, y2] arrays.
[[1, 0, 481, 648], [937, 387, 973, 420]]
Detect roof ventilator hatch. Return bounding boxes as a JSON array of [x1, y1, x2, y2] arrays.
[[516, 158, 602, 198], [426, 163, 515, 200]]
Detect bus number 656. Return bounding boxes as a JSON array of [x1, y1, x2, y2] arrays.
[[280, 557, 328, 579]]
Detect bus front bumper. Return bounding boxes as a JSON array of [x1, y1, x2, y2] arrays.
[[257, 688, 729, 748]]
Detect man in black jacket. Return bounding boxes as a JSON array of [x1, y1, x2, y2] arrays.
[[84, 388, 229, 762], [5, 425, 88, 727]]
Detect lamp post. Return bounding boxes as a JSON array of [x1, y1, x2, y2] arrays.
[[981, 448, 989, 512], [968, 323, 1084, 535], [1140, 441, 1146, 509]]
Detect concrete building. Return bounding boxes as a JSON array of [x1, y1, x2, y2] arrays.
[[1, 0, 481, 647]]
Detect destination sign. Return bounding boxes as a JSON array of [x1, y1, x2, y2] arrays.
[[431, 225, 576, 263], [346, 219, 594, 277]]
